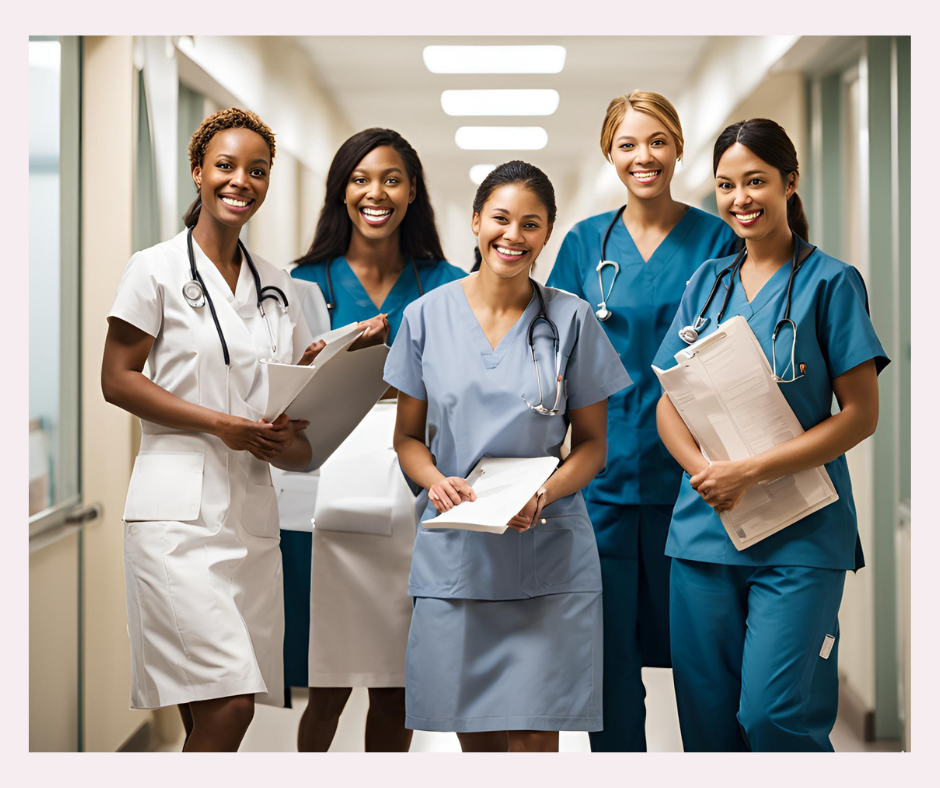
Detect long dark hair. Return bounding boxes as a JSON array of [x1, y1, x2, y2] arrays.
[[294, 128, 445, 267], [713, 118, 809, 242], [472, 160, 557, 224]]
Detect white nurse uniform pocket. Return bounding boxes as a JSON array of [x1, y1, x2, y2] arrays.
[[123, 452, 204, 522], [272, 467, 319, 532], [313, 449, 397, 536]]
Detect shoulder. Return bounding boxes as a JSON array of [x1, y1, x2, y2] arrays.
[[804, 247, 859, 280], [416, 258, 468, 285], [563, 209, 620, 242], [290, 258, 331, 283], [541, 282, 593, 320], [402, 277, 463, 319], [251, 251, 295, 288], [123, 232, 189, 280], [685, 206, 738, 242]]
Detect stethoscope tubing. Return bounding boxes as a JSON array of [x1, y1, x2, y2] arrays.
[[594, 205, 627, 322]]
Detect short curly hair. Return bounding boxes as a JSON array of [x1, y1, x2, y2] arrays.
[[188, 108, 276, 170]]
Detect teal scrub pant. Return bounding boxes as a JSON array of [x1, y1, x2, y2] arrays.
[[585, 500, 673, 752], [280, 529, 312, 692], [670, 558, 845, 751]]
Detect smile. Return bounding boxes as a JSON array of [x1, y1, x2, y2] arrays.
[[630, 170, 661, 183], [732, 210, 763, 226], [220, 196, 253, 209], [360, 207, 393, 225], [495, 245, 528, 261]]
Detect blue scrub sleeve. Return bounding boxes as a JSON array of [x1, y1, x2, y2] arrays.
[[652, 261, 714, 369], [819, 266, 890, 378], [546, 230, 587, 299], [565, 307, 633, 410], [383, 305, 427, 401]]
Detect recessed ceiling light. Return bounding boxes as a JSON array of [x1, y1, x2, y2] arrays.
[[442, 89, 560, 117], [423, 46, 566, 74], [469, 164, 497, 185], [456, 127, 548, 151]]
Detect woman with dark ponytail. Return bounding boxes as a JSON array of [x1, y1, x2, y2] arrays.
[[653, 118, 889, 751]]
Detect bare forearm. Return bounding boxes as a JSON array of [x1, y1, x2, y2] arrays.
[[270, 433, 313, 472], [394, 433, 446, 491], [102, 369, 229, 437], [656, 395, 709, 476], [540, 436, 606, 506]]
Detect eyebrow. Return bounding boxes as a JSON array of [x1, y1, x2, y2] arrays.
[[716, 169, 769, 179], [214, 153, 270, 165], [615, 131, 667, 142], [352, 167, 404, 176], [491, 208, 544, 220]]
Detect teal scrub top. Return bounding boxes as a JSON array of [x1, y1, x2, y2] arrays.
[[547, 206, 738, 505], [652, 246, 890, 571], [384, 281, 633, 600], [291, 256, 466, 340]]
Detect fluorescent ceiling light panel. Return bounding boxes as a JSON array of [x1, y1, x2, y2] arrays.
[[469, 164, 497, 185], [442, 89, 560, 117], [424, 46, 566, 74], [456, 127, 548, 151]]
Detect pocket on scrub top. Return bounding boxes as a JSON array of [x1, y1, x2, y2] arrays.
[[533, 516, 574, 587], [123, 452, 204, 522], [242, 483, 280, 538]]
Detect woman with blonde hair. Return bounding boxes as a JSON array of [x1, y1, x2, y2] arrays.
[[546, 90, 738, 751]]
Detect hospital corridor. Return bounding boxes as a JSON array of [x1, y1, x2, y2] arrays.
[[28, 34, 911, 756]]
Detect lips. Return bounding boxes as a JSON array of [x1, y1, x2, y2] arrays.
[[494, 245, 529, 262], [360, 206, 393, 226], [220, 195, 254, 211], [630, 170, 661, 184], [732, 209, 763, 226]]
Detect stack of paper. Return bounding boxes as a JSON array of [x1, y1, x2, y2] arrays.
[[652, 315, 838, 551], [423, 456, 559, 535]]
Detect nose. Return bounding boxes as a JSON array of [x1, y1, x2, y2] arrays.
[[366, 180, 387, 201], [501, 222, 525, 244], [229, 167, 249, 191], [634, 144, 655, 165], [732, 186, 752, 208]]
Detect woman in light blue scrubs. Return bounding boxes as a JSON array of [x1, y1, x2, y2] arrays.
[[546, 90, 738, 752], [654, 118, 889, 751], [283, 128, 465, 751], [386, 161, 632, 752]]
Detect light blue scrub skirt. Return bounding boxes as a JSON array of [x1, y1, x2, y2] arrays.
[[405, 592, 603, 732]]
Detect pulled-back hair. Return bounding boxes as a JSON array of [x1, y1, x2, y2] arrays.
[[472, 160, 557, 224], [713, 118, 809, 242], [294, 128, 445, 267], [599, 90, 684, 162], [183, 108, 276, 228]]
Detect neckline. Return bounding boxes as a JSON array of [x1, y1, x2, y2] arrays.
[[613, 204, 695, 266], [457, 278, 539, 357]]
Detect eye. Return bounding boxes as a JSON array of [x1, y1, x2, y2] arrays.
[[251, 168, 267, 178], [524, 222, 540, 229], [651, 139, 665, 147], [352, 177, 367, 185], [385, 178, 399, 185], [748, 178, 764, 186], [492, 215, 508, 223], [619, 143, 634, 150], [717, 182, 733, 190], [217, 162, 232, 170]]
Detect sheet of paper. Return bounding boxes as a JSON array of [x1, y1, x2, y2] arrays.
[[653, 315, 838, 551], [423, 456, 560, 535]]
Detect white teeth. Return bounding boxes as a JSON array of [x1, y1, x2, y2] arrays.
[[631, 171, 659, 181], [736, 211, 761, 221], [362, 208, 391, 217], [221, 196, 250, 207], [496, 246, 526, 256]]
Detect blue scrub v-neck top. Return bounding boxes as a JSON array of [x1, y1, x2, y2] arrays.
[[291, 256, 466, 339], [653, 247, 890, 571], [384, 280, 633, 600], [547, 205, 738, 505]]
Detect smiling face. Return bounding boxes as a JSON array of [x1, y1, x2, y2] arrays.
[[192, 127, 271, 229], [609, 106, 678, 200], [344, 145, 416, 242], [715, 142, 797, 242], [471, 183, 553, 279]]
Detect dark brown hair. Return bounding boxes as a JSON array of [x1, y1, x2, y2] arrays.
[[713, 118, 808, 242], [472, 160, 557, 224]]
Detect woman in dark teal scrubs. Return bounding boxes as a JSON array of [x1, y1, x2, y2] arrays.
[[654, 118, 888, 751], [282, 128, 465, 751], [546, 91, 737, 752]]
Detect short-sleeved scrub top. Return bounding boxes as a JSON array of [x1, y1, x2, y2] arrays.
[[548, 205, 739, 505], [281, 256, 466, 690], [653, 246, 890, 570], [110, 230, 313, 710], [384, 280, 633, 600]]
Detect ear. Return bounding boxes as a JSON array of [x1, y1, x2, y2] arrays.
[[785, 171, 798, 197], [409, 176, 417, 204], [544, 222, 554, 246], [471, 211, 481, 237], [192, 165, 202, 191]]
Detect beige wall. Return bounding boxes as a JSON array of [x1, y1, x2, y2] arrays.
[[81, 36, 153, 752]]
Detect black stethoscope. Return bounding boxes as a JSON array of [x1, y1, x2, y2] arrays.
[[323, 256, 424, 312], [594, 205, 627, 322], [522, 281, 564, 416], [182, 226, 290, 366], [679, 234, 817, 383]]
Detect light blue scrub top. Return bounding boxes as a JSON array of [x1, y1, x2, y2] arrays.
[[291, 256, 466, 339], [384, 280, 633, 600], [653, 246, 890, 571], [547, 206, 738, 504]]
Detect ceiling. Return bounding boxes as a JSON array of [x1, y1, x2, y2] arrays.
[[291, 36, 714, 230]]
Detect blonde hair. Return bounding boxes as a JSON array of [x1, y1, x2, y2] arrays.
[[599, 90, 684, 162]]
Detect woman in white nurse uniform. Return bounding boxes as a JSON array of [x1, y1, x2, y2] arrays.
[[100, 109, 361, 751]]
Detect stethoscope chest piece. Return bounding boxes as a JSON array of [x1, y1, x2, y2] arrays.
[[182, 280, 206, 308], [596, 305, 612, 322]]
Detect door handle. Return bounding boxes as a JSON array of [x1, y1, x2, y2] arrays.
[[65, 503, 103, 525]]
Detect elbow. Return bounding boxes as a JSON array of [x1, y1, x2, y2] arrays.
[[101, 373, 120, 407], [862, 409, 880, 440]]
